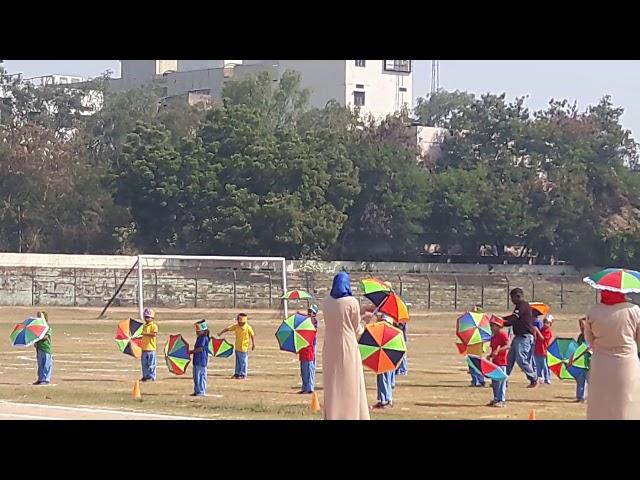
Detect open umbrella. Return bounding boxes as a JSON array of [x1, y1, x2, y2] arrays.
[[281, 290, 313, 300], [10, 317, 50, 347], [567, 342, 591, 379], [275, 313, 317, 353], [530, 302, 550, 317], [547, 337, 579, 380], [466, 355, 508, 382], [378, 292, 410, 323], [456, 311, 492, 346], [115, 318, 144, 359], [456, 341, 487, 356], [164, 334, 191, 375], [358, 321, 406, 374], [583, 268, 640, 293], [360, 278, 393, 305], [208, 337, 234, 358]]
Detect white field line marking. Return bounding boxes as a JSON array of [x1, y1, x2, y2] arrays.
[[0, 413, 66, 420], [0, 401, 205, 420]]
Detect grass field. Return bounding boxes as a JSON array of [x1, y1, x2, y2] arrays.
[[0, 306, 587, 420]]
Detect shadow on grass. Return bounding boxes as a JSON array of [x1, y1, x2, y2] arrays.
[[415, 401, 482, 408], [61, 378, 119, 383]]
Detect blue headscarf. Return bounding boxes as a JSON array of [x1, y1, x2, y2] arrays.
[[330, 271, 352, 299]]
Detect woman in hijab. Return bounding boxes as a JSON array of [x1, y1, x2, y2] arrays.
[[584, 290, 640, 419], [321, 271, 370, 420]]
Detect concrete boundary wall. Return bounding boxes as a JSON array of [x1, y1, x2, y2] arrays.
[[0, 253, 600, 313]]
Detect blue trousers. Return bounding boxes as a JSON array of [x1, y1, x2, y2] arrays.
[[469, 368, 485, 386], [534, 354, 551, 383], [507, 334, 537, 382], [141, 351, 157, 380], [377, 370, 395, 404], [36, 350, 52, 383], [193, 365, 207, 395], [576, 371, 589, 400], [300, 360, 316, 392], [492, 379, 507, 403], [235, 351, 248, 377], [396, 324, 408, 375]]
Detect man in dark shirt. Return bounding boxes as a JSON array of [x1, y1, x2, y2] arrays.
[[503, 288, 538, 388]]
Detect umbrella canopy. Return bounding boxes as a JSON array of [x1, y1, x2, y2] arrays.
[[583, 268, 640, 293], [164, 334, 191, 375], [208, 337, 234, 358], [567, 342, 591, 379], [115, 318, 144, 359], [358, 321, 406, 374], [378, 292, 410, 323], [456, 311, 492, 345], [10, 317, 50, 347], [275, 313, 317, 353], [456, 341, 487, 356], [466, 355, 508, 382], [530, 302, 550, 317], [280, 290, 313, 300], [547, 337, 579, 380], [360, 278, 393, 306]]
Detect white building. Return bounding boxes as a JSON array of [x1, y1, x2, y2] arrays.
[[110, 60, 414, 119]]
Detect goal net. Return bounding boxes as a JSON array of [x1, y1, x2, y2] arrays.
[[134, 255, 289, 319]]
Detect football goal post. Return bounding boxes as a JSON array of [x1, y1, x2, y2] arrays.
[[133, 255, 288, 319]]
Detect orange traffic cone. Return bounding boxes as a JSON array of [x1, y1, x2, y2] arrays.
[[528, 409, 536, 420], [132, 380, 142, 400], [310, 392, 321, 412]]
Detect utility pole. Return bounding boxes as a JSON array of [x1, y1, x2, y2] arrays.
[[430, 60, 439, 95]]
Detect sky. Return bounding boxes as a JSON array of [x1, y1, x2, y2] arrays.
[[5, 60, 640, 138]]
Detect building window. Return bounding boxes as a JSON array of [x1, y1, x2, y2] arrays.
[[399, 87, 407, 92], [58, 77, 68, 84], [355, 60, 366, 67], [354, 91, 365, 107], [383, 60, 412, 73], [355, 84, 364, 89]]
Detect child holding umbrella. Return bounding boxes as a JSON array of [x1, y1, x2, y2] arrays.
[[34, 311, 52, 386]]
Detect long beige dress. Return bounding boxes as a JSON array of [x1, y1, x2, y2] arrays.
[[321, 295, 370, 420], [585, 302, 640, 420]]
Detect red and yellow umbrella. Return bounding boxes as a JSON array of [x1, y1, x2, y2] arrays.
[[115, 318, 144, 359], [378, 292, 410, 323], [358, 321, 406, 374]]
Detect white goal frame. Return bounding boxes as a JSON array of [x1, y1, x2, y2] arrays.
[[136, 255, 288, 319]]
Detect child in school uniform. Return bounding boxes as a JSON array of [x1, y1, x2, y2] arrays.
[[487, 316, 510, 407], [533, 315, 554, 384], [190, 320, 210, 396], [296, 304, 319, 394], [467, 305, 487, 387], [576, 316, 591, 403], [140, 308, 158, 382], [34, 311, 52, 386], [371, 313, 398, 409], [219, 313, 255, 379]]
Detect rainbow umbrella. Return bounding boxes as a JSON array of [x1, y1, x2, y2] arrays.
[[275, 313, 317, 353], [360, 278, 393, 305], [456, 341, 487, 356], [281, 290, 313, 300], [10, 317, 50, 347], [115, 318, 144, 359], [456, 311, 492, 345], [358, 321, 406, 374], [466, 355, 507, 382], [583, 268, 640, 293], [530, 302, 550, 317], [378, 292, 410, 323], [164, 334, 191, 375], [547, 337, 579, 380], [208, 337, 234, 358], [567, 342, 591, 379]]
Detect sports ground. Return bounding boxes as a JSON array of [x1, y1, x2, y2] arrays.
[[0, 307, 587, 420]]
